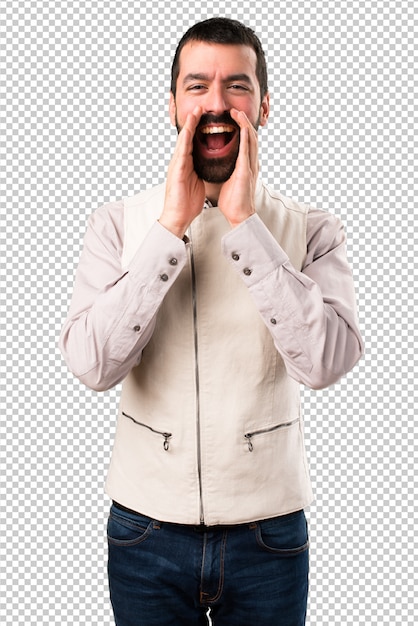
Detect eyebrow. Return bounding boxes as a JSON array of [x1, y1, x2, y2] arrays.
[[182, 73, 253, 86]]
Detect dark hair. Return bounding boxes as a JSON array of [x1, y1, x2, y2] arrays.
[[171, 17, 268, 98]]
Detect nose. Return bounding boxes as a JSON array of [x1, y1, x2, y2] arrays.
[[205, 84, 229, 115]]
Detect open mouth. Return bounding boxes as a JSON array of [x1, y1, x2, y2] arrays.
[[197, 123, 237, 153]]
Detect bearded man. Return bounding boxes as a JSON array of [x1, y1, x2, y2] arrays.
[[60, 17, 363, 626]]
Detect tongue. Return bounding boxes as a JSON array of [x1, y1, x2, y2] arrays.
[[206, 133, 228, 151]]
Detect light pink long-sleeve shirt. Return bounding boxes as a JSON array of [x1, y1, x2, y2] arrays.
[[59, 190, 364, 392]]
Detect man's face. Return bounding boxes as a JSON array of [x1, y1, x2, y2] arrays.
[[170, 41, 269, 183]]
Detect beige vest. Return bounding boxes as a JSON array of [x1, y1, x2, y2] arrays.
[[105, 180, 314, 525]]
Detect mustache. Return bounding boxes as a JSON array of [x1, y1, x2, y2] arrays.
[[197, 112, 240, 131]]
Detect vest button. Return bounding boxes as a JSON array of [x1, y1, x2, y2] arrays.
[[232, 253, 240, 261], [270, 318, 277, 325], [133, 324, 141, 332], [169, 258, 178, 265], [243, 268, 252, 276], [160, 273, 169, 281]]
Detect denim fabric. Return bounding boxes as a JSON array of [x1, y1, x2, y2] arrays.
[[107, 503, 309, 625]]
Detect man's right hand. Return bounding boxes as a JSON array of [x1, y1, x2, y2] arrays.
[[159, 106, 205, 239]]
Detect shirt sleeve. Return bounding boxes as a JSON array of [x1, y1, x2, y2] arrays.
[[221, 210, 364, 389], [58, 200, 189, 391]]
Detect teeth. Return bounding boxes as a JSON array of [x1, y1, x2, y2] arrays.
[[201, 124, 235, 134]]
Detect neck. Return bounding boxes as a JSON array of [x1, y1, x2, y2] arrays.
[[204, 181, 223, 206]]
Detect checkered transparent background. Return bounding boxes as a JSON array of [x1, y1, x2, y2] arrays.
[[1, 0, 416, 624]]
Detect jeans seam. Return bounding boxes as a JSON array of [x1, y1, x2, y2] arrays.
[[200, 530, 227, 604]]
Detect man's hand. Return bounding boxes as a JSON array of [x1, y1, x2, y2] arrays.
[[159, 106, 205, 239], [217, 108, 260, 228]]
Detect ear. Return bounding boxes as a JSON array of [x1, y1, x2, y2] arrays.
[[259, 92, 270, 127], [169, 92, 177, 127]]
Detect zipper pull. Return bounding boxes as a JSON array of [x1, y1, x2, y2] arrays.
[[244, 434, 254, 452], [163, 434, 171, 451]]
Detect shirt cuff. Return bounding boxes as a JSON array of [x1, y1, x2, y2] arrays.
[[127, 220, 189, 283], [221, 213, 289, 285]]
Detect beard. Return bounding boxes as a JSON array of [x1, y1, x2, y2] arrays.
[[193, 145, 239, 183], [175, 110, 260, 184]]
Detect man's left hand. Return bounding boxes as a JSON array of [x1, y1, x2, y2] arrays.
[[217, 108, 259, 228]]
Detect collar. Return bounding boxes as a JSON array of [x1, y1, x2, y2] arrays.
[[203, 177, 263, 210]]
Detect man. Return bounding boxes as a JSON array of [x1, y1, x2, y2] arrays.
[[60, 17, 363, 626]]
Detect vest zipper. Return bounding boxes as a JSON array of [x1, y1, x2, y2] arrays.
[[244, 418, 300, 451], [189, 227, 205, 525], [122, 411, 172, 451]]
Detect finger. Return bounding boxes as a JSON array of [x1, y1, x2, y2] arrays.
[[238, 112, 259, 169], [230, 107, 249, 128], [230, 109, 250, 159], [181, 106, 202, 139], [230, 109, 259, 172], [237, 125, 250, 165], [173, 106, 202, 161], [230, 108, 256, 135]]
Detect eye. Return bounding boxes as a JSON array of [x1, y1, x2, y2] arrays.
[[187, 84, 207, 91], [229, 84, 249, 91]]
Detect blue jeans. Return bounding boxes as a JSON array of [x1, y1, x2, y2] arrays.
[[107, 503, 309, 625]]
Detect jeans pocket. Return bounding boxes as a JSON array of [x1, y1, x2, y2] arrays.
[[107, 508, 154, 547], [255, 510, 309, 556]]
